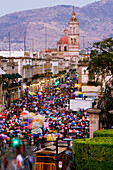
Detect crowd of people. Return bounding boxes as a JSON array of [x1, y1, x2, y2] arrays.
[[0, 78, 89, 169]]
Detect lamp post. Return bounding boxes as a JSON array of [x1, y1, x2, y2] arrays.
[[56, 137, 58, 170]]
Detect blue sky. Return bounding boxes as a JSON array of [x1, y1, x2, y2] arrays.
[[0, 0, 100, 17]]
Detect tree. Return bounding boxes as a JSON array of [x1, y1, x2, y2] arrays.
[[87, 37, 113, 92]]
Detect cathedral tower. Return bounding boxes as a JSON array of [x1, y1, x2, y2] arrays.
[[68, 6, 79, 59], [57, 6, 79, 64]]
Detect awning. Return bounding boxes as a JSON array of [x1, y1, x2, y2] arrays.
[[2, 74, 10, 78], [8, 74, 14, 79], [2, 73, 22, 79], [0, 68, 6, 75], [85, 93, 97, 97], [3, 74, 15, 79], [16, 73, 22, 78], [12, 73, 18, 78]]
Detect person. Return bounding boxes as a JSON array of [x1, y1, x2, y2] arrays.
[[16, 154, 24, 170], [0, 159, 1, 169], [3, 140, 6, 152], [36, 140, 42, 150], [28, 155, 33, 170], [11, 159, 17, 170], [3, 157, 8, 170], [0, 148, 1, 169], [23, 156, 29, 170]]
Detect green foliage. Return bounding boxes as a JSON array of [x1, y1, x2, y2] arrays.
[[72, 137, 113, 170], [93, 129, 113, 138], [87, 37, 113, 81]]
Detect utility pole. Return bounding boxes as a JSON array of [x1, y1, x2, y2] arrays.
[[32, 38, 34, 52], [45, 27, 50, 87], [45, 27, 47, 51], [56, 138, 58, 170], [24, 31, 26, 55], [8, 32, 11, 58]]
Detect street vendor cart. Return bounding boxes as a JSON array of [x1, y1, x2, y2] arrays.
[[34, 143, 67, 170]]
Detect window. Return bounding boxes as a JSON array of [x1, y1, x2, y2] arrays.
[[12, 63, 14, 69], [64, 46, 67, 51], [74, 27, 76, 34], [70, 27, 72, 34], [71, 38, 73, 44], [73, 27, 75, 34], [74, 38, 76, 45], [59, 46, 61, 51], [84, 70, 86, 75], [89, 72, 95, 81]]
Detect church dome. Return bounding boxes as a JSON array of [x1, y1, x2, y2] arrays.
[[58, 36, 68, 44]]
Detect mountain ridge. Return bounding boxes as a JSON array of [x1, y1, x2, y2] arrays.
[[0, 0, 112, 50]]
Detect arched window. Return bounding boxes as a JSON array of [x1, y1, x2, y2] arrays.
[[84, 70, 86, 75], [71, 38, 73, 44], [74, 27, 76, 34], [70, 27, 72, 34], [73, 27, 75, 34], [64, 46, 67, 51], [74, 38, 76, 44], [59, 46, 61, 51]]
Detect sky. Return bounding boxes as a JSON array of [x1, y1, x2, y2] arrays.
[[0, 0, 100, 17]]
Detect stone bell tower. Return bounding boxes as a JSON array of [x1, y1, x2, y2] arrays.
[[68, 6, 79, 62]]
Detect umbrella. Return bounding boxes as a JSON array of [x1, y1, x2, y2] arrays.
[[30, 112, 35, 117], [74, 91, 83, 98], [0, 134, 9, 140], [56, 88, 60, 90], [60, 84, 67, 88], [20, 110, 30, 117], [0, 112, 3, 117], [77, 94, 83, 98], [31, 127, 42, 134]]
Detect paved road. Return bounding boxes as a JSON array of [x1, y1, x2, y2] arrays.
[[0, 144, 72, 170]]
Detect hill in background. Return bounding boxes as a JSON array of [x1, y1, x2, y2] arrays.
[[0, 0, 113, 51]]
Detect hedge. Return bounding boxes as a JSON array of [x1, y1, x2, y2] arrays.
[[72, 137, 113, 170], [93, 129, 113, 138]]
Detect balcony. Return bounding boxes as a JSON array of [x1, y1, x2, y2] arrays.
[[87, 81, 100, 86], [8, 82, 21, 90], [3, 83, 8, 90], [3, 82, 21, 90]]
